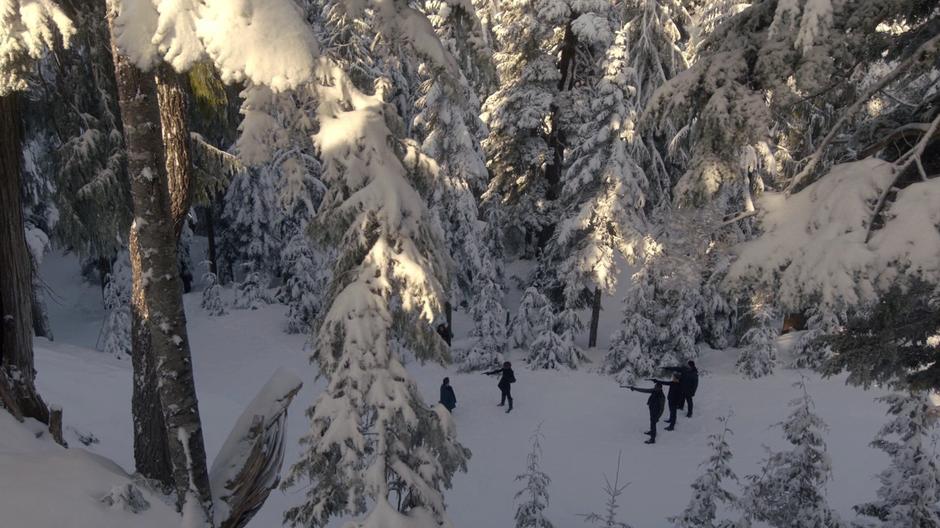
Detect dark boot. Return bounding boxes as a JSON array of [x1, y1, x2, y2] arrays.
[[644, 438, 655, 444]]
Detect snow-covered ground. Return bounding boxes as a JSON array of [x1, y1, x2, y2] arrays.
[[3, 252, 895, 527]]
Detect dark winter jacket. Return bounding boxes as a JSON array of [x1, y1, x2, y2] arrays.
[[440, 384, 457, 411], [652, 379, 684, 407], [632, 387, 666, 419], [485, 367, 516, 389], [665, 366, 699, 396]]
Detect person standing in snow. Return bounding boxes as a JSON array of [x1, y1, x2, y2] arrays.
[[664, 360, 699, 417], [626, 382, 666, 444], [436, 323, 453, 346], [485, 361, 516, 413], [440, 377, 457, 412], [650, 373, 683, 431]]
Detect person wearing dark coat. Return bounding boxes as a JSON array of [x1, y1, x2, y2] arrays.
[[439, 377, 457, 412], [484, 361, 516, 413], [650, 373, 683, 431], [665, 360, 699, 417], [627, 382, 666, 444], [436, 323, 452, 346]]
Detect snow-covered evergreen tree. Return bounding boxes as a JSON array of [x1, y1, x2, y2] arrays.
[[526, 303, 584, 370], [791, 306, 840, 369], [480, 0, 566, 255], [515, 427, 555, 528], [855, 392, 940, 528], [233, 267, 265, 311], [200, 266, 226, 317], [736, 294, 777, 379], [282, 58, 470, 528], [605, 268, 661, 385], [512, 287, 551, 348], [457, 276, 507, 372], [101, 252, 131, 359], [670, 415, 739, 528], [582, 452, 633, 528], [279, 230, 326, 334], [545, 26, 648, 322], [741, 379, 842, 528], [219, 169, 279, 276]]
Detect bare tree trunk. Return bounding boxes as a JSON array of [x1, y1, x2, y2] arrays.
[[0, 93, 50, 424], [109, 20, 213, 522], [156, 63, 195, 239], [588, 287, 601, 348]]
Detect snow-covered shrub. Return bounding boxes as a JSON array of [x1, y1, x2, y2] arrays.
[[736, 296, 778, 379], [233, 269, 265, 311], [458, 279, 507, 372], [790, 307, 840, 369], [279, 231, 324, 334], [670, 415, 739, 528], [525, 305, 583, 370], [515, 427, 554, 528], [855, 392, 940, 527], [200, 267, 227, 317], [604, 269, 660, 384], [512, 287, 551, 348], [101, 252, 131, 359], [741, 379, 842, 527]]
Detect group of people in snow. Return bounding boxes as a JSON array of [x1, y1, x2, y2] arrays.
[[436, 358, 699, 445], [438, 361, 517, 414], [626, 360, 699, 444]]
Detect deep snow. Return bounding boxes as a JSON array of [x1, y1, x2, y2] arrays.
[[1, 251, 897, 527]]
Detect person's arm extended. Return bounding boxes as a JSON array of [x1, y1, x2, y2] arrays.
[[649, 378, 677, 386], [484, 368, 499, 376], [630, 387, 654, 394]]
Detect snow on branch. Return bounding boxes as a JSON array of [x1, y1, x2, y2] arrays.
[[109, 0, 319, 90], [0, 0, 75, 95]]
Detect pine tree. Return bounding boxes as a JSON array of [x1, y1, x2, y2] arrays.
[[220, 168, 278, 276], [200, 266, 226, 317], [604, 268, 661, 384], [856, 392, 940, 528], [741, 379, 842, 528], [512, 287, 552, 348], [545, 25, 648, 326], [279, 231, 325, 334], [481, 0, 566, 255], [736, 294, 777, 379], [233, 267, 265, 311], [515, 427, 555, 528], [670, 415, 739, 528], [791, 306, 839, 369], [582, 452, 633, 528], [101, 252, 132, 359], [458, 277, 507, 372], [282, 57, 470, 528]]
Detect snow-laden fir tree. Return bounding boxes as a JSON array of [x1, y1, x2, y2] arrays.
[[512, 287, 552, 348], [544, 26, 648, 332], [279, 230, 327, 334], [855, 392, 940, 528], [791, 306, 840, 369], [457, 276, 507, 372], [515, 427, 555, 528], [526, 304, 584, 370], [582, 452, 633, 528], [233, 267, 265, 311], [604, 268, 661, 384], [741, 379, 842, 528], [670, 414, 739, 528], [622, 0, 691, 203], [200, 265, 226, 317], [282, 60, 471, 528], [480, 0, 566, 256], [101, 252, 132, 359], [219, 168, 279, 278], [736, 294, 777, 379]]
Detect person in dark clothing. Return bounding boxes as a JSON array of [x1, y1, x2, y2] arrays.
[[665, 360, 699, 417], [439, 377, 457, 412], [484, 361, 516, 413], [436, 323, 452, 346], [627, 382, 666, 444], [650, 373, 683, 431]]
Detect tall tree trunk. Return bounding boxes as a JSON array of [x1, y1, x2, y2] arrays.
[[156, 63, 195, 239], [588, 287, 601, 348], [0, 93, 50, 424], [109, 20, 213, 523]]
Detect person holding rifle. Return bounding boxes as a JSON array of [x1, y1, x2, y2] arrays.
[[623, 381, 665, 444]]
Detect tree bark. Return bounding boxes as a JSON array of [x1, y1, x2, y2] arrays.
[[108, 20, 213, 522], [156, 63, 195, 239], [588, 287, 601, 348], [0, 93, 50, 424]]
